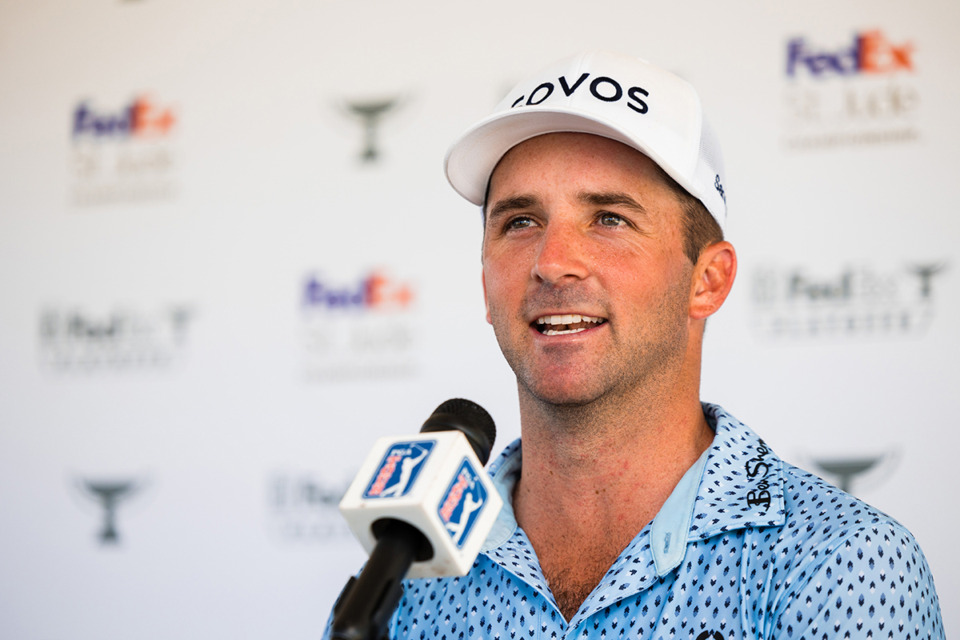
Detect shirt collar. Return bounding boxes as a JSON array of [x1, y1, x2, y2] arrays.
[[690, 403, 787, 541], [481, 438, 522, 552], [649, 444, 710, 575]]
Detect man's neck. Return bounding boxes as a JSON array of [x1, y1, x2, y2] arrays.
[[511, 389, 714, 620]]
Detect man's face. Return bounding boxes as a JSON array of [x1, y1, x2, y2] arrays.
[[481, 132, 697, 408]]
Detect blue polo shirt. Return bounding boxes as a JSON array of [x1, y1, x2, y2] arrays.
[[332, 404, 944, 639]]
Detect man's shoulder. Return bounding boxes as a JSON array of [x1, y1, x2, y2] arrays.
[[701, 407, 941, 635], [703, 403, 927, 571], [755, 461, 942, 635], [776, 459, 918, 555]]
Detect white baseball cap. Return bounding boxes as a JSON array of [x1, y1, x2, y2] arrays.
[[444, 50, 727, 229]]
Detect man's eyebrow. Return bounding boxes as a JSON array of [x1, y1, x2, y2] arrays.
[[579, 191, 649, 214], [486, 192, 650, 221], [487, 195, 540, 219]]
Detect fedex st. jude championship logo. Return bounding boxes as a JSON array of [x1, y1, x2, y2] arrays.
[[363, 441, 435, 499], [70, 94, 179, 205], [438, 460, 488, 549], [782, 29, 919, 149]]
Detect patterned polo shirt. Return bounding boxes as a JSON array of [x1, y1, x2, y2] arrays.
[[331, 404, 944, 639]]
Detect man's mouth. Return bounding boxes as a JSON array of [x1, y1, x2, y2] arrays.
[[533, 314, 607, 336]]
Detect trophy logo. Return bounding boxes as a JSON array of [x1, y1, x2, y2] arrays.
[[908, 262, 946, 299], [342, 98, 400, 163], [811, 451, 897, 495], [77, 478, 142, 545]]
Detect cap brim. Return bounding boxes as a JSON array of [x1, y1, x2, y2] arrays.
[[444, 107, 687, 207]]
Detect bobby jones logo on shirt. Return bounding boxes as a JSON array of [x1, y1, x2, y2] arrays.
[[363, 441, 435, 499], [437, 460, 488, 549], [745, 440, 774, 513]]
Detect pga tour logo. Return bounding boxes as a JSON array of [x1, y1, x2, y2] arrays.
[[363, 441, 434, 499], [437, 460, 488, 549]]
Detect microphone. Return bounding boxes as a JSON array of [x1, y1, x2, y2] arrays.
[[331, 399, 502, 640]]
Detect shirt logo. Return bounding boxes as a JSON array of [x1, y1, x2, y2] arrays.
[[363, 441, 434, 499], [745, 440, 774, 512], [437, 459, 488, 548]]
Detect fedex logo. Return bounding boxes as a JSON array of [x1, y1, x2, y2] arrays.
[[363, 441, 434, 499], [787, 31, 914, 78], [73, 95, 176, 140], [437, 460, 487, 548], [303, 271, 414, 311]]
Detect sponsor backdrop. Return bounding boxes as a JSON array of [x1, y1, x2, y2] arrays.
[[0, 1, 956, 638]]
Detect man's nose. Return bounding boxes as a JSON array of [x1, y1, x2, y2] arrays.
[[531, 222, 590, 284]]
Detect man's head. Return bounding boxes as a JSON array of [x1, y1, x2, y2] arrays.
[[444, 52, 736, 409]]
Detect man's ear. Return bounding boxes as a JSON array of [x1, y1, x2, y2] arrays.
[[482, 271, 492, 324], [689, 241, 737, 319]]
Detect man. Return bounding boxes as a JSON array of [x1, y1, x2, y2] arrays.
[[336, 51, 944, 639]]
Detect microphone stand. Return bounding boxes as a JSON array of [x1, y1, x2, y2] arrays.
[[330, 518, 433, 640]]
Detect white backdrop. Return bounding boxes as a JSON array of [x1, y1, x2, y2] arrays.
[[1, 1, 957, 638]]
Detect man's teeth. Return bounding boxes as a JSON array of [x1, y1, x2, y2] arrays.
[[535, 314, 605, 336]]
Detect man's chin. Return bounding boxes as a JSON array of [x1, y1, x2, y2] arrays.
[[518, 378, 606, 409]]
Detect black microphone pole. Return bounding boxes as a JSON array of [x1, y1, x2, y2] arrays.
[[330, 399, 496, 640], [329, 519, 430, 640]]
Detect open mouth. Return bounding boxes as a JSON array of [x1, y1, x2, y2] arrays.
[[533, 314, 606, 336]]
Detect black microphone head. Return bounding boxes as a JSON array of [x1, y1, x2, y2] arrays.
[[420, 398, 496, 465]]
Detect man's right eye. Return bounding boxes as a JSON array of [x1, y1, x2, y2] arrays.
[[505, 216, 536, 230]]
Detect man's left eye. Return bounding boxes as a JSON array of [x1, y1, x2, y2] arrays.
[[598, 212, 626, 226]]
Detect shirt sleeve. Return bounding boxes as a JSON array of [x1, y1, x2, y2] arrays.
[[770, 520, 944, 639]]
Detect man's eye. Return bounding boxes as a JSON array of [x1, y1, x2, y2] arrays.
[[505, 216, 536, 230], [598, 212, 626, 226]]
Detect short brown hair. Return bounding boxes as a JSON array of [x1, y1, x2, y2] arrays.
[[651, 165, 724, 264]]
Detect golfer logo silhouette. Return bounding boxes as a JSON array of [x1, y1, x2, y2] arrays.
[[437, 460, 488, 548], [445, 487, 483, 545], [363, 441, 435, 499]]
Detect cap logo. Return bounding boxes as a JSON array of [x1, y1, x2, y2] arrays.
[[714, 175, 726, 203], [509, 72, 650, 115]]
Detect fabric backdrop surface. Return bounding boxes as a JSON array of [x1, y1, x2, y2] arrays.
[[0, 1, 956, 638]]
